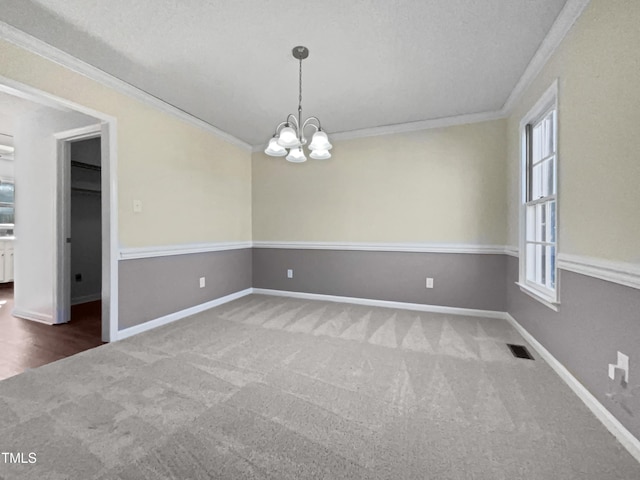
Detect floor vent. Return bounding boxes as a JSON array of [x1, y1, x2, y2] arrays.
[[507, 344, 534, 360]]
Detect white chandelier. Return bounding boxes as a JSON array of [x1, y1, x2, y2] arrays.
[[264, 46, 332, 162]]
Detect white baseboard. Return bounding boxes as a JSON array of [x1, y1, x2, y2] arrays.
[[71, 293, 101, 306], [505, 313, 640, 463], [12, 309, 54, 325], [252, 288, 507, 320], [117, 288, 252, 340]]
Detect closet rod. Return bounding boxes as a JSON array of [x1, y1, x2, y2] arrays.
[[71, 160, 101, 172], [71, 187, 101, 195]]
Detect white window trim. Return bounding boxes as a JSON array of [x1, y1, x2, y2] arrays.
[[518, 79, 560, 310]]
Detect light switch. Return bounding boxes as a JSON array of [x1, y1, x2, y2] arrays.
[[133, 199, 143, 213]]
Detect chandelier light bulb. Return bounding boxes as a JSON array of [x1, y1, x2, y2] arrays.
[[264, 137, 287, 157], [286, 147, 307, 163], [310, 149, 331, 160], [309, 130, 332, 151], [277, 126, 300, 148]]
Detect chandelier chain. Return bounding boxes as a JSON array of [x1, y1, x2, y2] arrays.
[[298, 57, 303, 112]]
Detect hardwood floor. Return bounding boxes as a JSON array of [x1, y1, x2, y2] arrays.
[[0, 284, 105, 381]]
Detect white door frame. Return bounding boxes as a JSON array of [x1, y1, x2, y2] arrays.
[[54, 126, 101, 325], [0, 76, 119, 342]]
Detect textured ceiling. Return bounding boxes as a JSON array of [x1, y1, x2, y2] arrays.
[[0, 0, 568, 146]]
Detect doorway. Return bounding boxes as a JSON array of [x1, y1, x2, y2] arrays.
[[0, 86, 117, 380], [56, 128, 102, 325], [70, 137, 102, 299], [68, 136, 102, 328], [0, 78, 118, 346], [55, 124, 114, 342]]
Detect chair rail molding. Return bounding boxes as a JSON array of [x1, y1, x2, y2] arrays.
[[253, 241, 509, 255], [119, 241, 253, 260], [557, 253, 640, 290], [119, 241, 252, 260]]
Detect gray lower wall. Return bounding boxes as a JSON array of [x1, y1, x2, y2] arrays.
[[118, 248, 252, 330], [253, 248, 506, 312], [506, 255, 640, 440], [115, 247, 640, 441], [115, 246, 639, 440]]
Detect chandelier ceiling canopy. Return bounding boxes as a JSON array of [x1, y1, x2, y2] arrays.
[[264, 46, 332, 163]]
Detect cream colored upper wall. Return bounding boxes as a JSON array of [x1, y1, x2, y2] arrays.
[[253, 120, 507, 244], [0, 39, 252, 247], [506, 0, 640, 263]]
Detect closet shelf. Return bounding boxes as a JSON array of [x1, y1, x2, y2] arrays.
[[71, 161, 101, 172]]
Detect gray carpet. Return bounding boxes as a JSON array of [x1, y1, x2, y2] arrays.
[[1, 294, 639, 479]]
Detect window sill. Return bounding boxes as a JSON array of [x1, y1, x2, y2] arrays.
[[515, 282, 560, 312]]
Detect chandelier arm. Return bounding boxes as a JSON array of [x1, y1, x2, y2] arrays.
[[286, 114, 300, 129], [302, 117, 322, 133], [273, 121, 289, 135]]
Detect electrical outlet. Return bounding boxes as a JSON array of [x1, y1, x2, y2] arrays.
[[199, 277, 206, 288], [426, 277, 434, 289], [133, 199, 143, 213], [608, 351, 629, 384], [287, 269, 293, 279], [75, 273, 82, 282]]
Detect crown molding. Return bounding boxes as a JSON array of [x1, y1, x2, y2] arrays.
[[251, 110, 507, 151], [252, 0, 591, 151], [252, 0, 592, 151], [0, 21, 252, 152], [325, 110, 508, 143], [501, 0, 592, 113]]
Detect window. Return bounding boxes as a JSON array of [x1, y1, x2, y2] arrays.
[[519, 82, 558, 308], [0, 180, 15, 237]]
